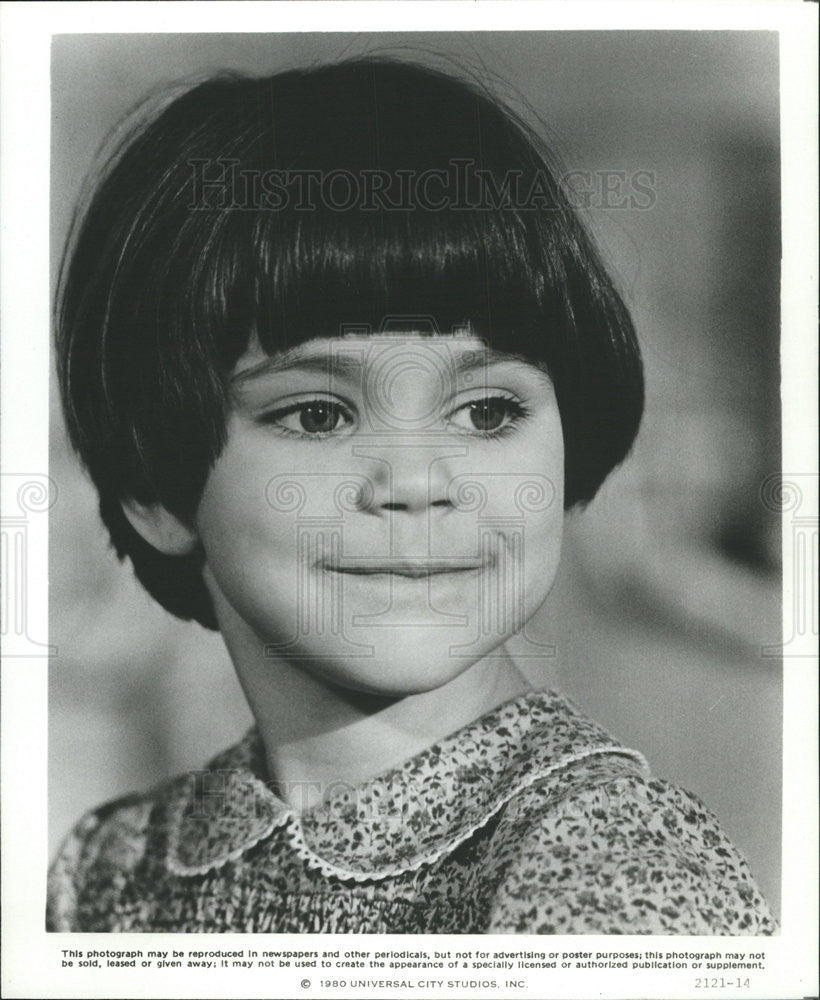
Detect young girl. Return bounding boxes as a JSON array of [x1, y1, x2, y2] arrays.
[[48, 58, 775, 934]]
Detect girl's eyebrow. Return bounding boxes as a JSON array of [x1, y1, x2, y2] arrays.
[[232, 350, 362, 385], [232, 344, 550, 386]]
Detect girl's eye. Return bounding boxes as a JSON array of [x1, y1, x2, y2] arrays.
[[448, 396, 526, 436], [263, 400, 353, 437]]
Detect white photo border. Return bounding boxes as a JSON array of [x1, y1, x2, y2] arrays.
[[1, 2, 817, 998]]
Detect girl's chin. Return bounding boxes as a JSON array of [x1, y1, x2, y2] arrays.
[[294, 647, 495, 699]]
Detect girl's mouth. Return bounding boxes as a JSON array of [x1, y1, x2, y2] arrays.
[[322, 558, 488, 579]]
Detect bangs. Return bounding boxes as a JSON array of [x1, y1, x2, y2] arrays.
[[143, 59, 582, 373], [191, 200, 571, 372]]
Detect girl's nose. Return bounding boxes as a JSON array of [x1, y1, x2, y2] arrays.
[[356, 441, 461, 515]]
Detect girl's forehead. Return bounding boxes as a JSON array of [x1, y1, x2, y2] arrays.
[[233, 333, 548, 384]]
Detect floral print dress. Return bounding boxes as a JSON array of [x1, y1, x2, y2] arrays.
[[47, 690, 776, 934]]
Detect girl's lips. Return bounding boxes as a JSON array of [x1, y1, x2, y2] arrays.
[[323, 558, 488, 578]]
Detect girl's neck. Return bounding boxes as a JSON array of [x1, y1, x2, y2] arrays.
[[221, 624, 533, 811]]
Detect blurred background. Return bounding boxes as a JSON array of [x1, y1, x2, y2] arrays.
[[50, 32, 782, 916]]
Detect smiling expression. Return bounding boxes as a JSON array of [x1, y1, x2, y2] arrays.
[[195, 333, 565, 696]]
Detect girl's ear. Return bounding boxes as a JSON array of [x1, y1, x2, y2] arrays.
[[120, 498, 199, 556]]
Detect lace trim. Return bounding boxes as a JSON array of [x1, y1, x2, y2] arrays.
[[166, 746, 648, 881]]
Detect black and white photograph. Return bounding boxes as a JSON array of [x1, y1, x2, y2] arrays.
[[1, 2, 817, 999]]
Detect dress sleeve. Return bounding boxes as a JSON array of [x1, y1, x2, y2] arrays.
[[46, 796, 153, 932], [486, 774, 777, 935]]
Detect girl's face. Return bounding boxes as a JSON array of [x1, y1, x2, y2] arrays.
[[196, 333, 564, 696]]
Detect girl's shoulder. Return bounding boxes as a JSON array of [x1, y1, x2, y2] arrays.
[[486, 763, 778, 935], [46, 726, 276, 931], [46, 788, 159, 931]]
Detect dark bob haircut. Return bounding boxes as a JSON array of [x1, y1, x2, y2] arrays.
[[57, 57, 643, 630]]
